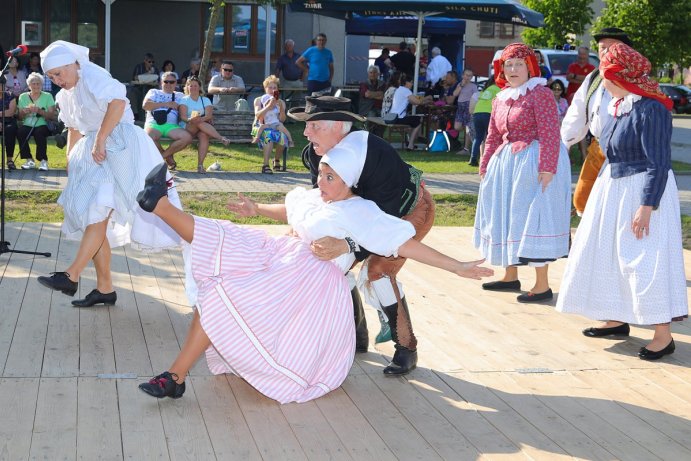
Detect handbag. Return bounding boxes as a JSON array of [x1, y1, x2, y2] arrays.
[[153, 93, 175, 125], [427, 129, 451, 152]]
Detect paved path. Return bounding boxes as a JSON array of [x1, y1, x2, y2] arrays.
[[5, 116, 691, 212]]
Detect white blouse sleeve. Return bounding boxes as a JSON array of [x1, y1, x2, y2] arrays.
[[345, 199, 415, 257], [82, 63, 128, 104]]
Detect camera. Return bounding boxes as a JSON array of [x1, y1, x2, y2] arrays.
[[273, 90, 280, 100], [54, 128, 68, 149]]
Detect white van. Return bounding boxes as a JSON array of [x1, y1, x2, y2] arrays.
[[490, 48, 600, 89]]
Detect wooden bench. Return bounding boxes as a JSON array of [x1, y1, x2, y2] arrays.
[[211, 109, 254, 144], [366, 117, 410, 149]]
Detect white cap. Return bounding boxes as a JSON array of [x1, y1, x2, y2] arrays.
[[40, 40, 89, 71], [320, 145, 363, 188]]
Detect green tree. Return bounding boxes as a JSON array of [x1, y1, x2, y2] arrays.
[[521, 0, 594, 48], [593, 0, 691, 69]]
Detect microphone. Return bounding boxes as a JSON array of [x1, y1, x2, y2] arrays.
[[5, 45, 29, 58]]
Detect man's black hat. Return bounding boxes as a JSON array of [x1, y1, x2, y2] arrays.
[[288, 96, 365, 123], [593, 27, 633, 47]]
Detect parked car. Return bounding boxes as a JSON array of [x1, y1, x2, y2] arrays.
[[489, 48, 599, 90], [659, 84, 691, 114]]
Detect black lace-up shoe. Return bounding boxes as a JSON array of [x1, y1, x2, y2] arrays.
[[37, 272, 78, 296], [136, 163, 170, 212], [139, 371, 186, 399], [71, 289, 117, 307]]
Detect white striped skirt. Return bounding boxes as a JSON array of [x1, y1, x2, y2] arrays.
[[57, 122, 181, 251]]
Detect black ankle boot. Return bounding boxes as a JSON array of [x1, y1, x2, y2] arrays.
[[382, 298, 418, 375], [136, 163, 170, 212], [352, 287, 369, 353]]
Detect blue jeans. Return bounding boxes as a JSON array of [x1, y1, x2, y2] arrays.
[[470, 112, 490, 163]]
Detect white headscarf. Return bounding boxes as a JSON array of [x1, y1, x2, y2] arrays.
[[320, 145, 363, 188], [40, 40, 90, 72]]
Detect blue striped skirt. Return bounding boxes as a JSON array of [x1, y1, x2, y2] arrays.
[[473, 140, 572, 267]]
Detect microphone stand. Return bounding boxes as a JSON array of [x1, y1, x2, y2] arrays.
[[0, 57, 51, 257]]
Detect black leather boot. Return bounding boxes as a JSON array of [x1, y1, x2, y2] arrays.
[[352, 287, 369, 353], [382, 298, 418, 375]]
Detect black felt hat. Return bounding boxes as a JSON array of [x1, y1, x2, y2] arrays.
[[593, 27, 633, 47], [287, 96, 366, 123]]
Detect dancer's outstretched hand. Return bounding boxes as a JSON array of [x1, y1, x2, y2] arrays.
[[452, 258, 494, 280], [227, 192, 257, 217]]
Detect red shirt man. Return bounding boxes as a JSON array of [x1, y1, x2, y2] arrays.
[[565, 46, 595, 102]]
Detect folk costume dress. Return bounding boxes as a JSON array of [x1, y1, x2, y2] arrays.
[[183, 187, 415, 404], [46, 42, 181, 250], [556, 95, 688, 324], [473, 77, 571, 267]]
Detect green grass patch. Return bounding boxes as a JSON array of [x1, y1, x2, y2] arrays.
[[6, 191, 691, 250]]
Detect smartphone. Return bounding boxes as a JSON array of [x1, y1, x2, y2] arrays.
[[273, 90, 280, 100]]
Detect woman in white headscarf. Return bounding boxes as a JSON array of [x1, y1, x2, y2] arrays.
[[36, 40, 182, 307]]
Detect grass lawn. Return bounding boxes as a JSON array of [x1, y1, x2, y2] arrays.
[[20, 123, 691, 174]]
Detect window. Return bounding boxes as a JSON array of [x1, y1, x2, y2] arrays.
[[479, 22, 495, 38], [202, 3, 282, 58], [17, 0, 103, 51], [499, 24, 516, 39]]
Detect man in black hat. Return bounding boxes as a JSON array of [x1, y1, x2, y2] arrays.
[[288, 95, 435, 376], [561, 27, 634, 215]]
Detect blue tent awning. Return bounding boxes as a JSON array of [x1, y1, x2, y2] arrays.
[[345, 15, 466, 38]]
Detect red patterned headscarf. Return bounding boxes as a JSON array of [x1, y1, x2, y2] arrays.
[[600, 42, 673, 111], [493, 43, 540, 89]]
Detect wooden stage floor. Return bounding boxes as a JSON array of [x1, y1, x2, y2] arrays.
[[1, 223, 690, 460]]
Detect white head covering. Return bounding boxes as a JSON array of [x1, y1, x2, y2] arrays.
[[40, 40, 90, 72], [320, 145, 363, 188]]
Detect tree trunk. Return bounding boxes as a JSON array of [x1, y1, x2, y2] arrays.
[[200, 0, 223, 87]]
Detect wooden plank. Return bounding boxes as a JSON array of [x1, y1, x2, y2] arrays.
[[575, 370, 691, 452], [118, 377, 170, 460], [77, 377, 123, 459], [314, 387, 397, 461], [109, 246, 153, 376], [356, 359, 480, 461], [157, 378, 217, 461], [42, 230, 81, 377], [341, 366, 441, 460], [556, 370, 691, 460], [193, 375, 262, 460], [510, 371, 660, 460], [228, 376, 308, 460], [0, 377, 40, 460], [3, 223, 59, 377], [280, 400, 352, 461], [440, 371, 570, 460], [476, 371, 615, 460], [126, 249, 181, 374], [403, 369, 526, 459], [30, 377, 77, 460]]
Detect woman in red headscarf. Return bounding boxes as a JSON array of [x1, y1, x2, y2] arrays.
[[473, 43, 572, 303], [556, 43, 686, 360]]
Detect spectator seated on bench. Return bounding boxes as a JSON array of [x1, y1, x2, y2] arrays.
[[143, 71, 192, 171], [208, 60, 246, 111], [383, 74, 424, 150], [178, 76, 230, 174], [253, 75, 290, 174]]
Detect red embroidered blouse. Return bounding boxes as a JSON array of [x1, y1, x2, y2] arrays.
[[481, 84, 561, 176]]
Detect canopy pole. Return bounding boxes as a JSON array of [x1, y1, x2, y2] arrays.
[[102, 0, 115, 71], [264, 4, 272, 77]]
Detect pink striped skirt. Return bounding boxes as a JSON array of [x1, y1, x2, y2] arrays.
[[190, 217, 355, 404]]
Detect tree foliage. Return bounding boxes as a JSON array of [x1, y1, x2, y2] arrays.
[[521, 0, 594, 48], [593, 0, 691, 69]]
